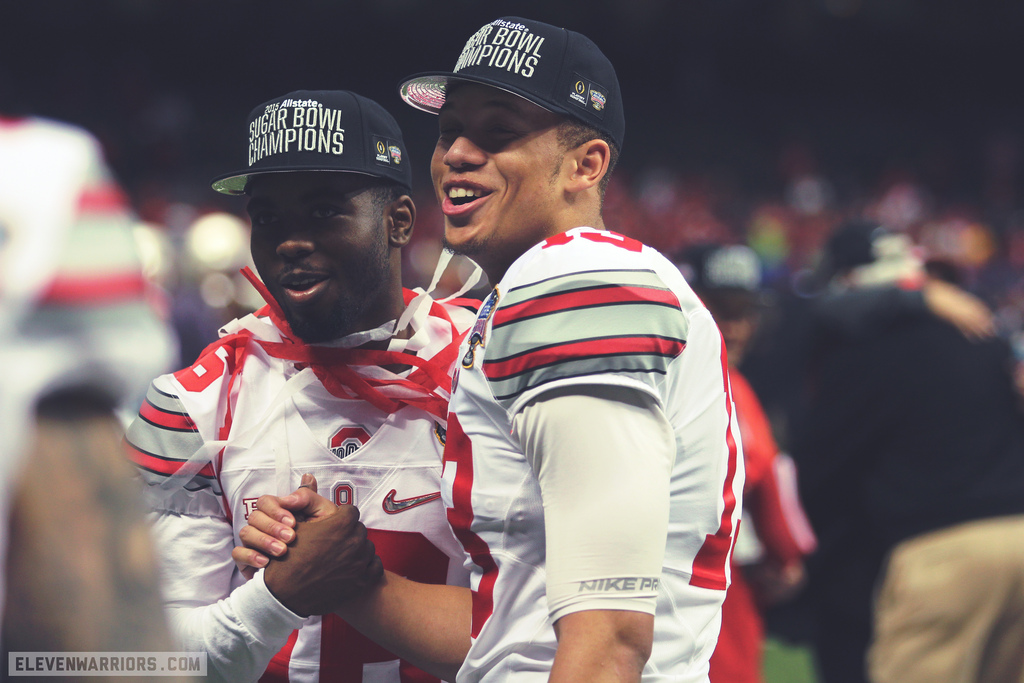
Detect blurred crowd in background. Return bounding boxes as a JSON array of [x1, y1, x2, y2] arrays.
[[4, 0, 1020, 394], [134, 139, 1024, 412], [5, 2, 1024, 681]]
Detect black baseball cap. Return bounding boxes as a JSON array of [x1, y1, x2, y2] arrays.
[[821, 219, 888, 276], [212, 89, 412, 195], [398, 17, 624, 150], [799, 218, 889, 291], [677, 244, 763, 294], [676, 243, 765, 319]]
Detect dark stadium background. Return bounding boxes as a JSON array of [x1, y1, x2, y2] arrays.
[[3, 0, 1022, 210], [5, 3, 1022, 680]]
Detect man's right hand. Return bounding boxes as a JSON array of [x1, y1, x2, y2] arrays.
[[232, 474, 385, 616], [233, 474, 337, 575]]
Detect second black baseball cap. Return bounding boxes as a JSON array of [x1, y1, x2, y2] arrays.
[[398, 17, 624, 150], [677, 244, 763, 294], [212, 89, 411, 195]]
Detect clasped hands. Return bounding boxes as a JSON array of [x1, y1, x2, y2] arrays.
[[231, 474, 384, 617]]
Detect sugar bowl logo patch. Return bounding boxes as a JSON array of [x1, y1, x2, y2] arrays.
[[388, 144, 402, 165], [462, 289, 499, 369], [329, 426, 370, 459], [374, 136, 400, 167]]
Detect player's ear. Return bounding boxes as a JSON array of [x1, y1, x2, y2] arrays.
[[565, 138, 610, 194], [386, 194, 415, 248]]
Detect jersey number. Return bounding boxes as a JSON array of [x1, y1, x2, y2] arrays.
[[260, 529, 451, 683], [543, 230, 643, 252], [174, 346, 228, 393]]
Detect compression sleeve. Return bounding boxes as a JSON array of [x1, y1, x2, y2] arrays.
[[151, 511, 304, 683], [512, 385, 675, 622]]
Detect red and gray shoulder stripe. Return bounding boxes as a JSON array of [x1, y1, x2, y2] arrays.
[[41, 143, 149, 309], [125, 382, 221, 494], [483, 268, 688, 407]]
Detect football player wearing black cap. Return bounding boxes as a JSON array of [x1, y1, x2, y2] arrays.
[[126, 89, 476, 683]]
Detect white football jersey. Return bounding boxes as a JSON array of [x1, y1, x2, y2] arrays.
[[443, 227, 744, 683], [127, 297, 475, 683]]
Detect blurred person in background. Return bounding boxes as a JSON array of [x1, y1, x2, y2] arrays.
[[0, 112, 181, 669], [793, 219, 1024, 683], [676, 244, 817, 683]]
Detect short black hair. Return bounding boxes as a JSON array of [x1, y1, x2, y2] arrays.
[[556, 118, 619, 200], [367, 181, 405, 217]]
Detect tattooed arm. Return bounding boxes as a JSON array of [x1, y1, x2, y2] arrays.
[[3, 391, 190, 681]]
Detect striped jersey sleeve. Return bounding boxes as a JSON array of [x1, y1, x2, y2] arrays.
[[125, 379, 224, 516], [0, 117, 176, 418], [43, 131, 147, 304], [483, 267, 689, 414]]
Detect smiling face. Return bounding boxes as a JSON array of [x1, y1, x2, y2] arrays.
[[246, 172, 410, 343], [431, 83, 573, 282]]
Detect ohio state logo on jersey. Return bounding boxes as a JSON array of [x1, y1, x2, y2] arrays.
[[329, 426, 370, 459]]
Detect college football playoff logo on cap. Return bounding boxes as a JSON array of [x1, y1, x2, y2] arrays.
[[374, 138, 390, 166], [373, 135, 403, 168]]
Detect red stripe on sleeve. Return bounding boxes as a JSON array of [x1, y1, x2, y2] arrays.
[[125, 442, 215, 478], [494, 285, 680, 328], [483, 336, 684, 381], [77, 183, 128, 213], [139, 400, 198, 432], [40, 272, 148, 306]]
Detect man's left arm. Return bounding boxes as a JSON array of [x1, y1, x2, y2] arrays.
[[513, 385, 675, 683]]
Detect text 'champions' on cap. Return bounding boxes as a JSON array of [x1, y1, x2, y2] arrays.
[[212, 89, 412, 195], [397, 17, 624, 150]]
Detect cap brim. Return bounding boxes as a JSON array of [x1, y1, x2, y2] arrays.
[[399, 71, 563, 118], [210, 172, 250, 195], [210, 167, 407, 196]]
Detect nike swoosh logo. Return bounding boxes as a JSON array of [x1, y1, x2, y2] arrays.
[[382, 489, 442, 514]]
